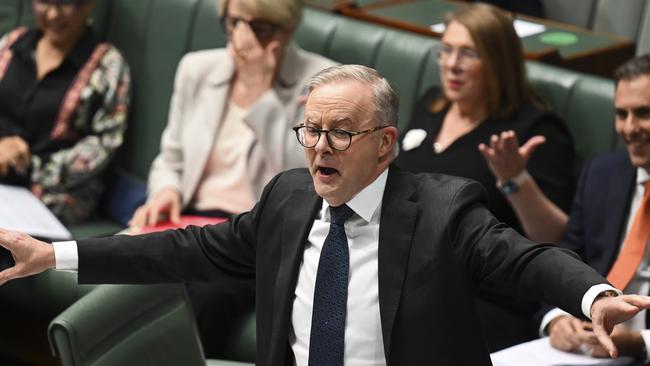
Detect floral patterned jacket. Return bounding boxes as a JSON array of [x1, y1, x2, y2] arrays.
[[0, 27, 131, 224]]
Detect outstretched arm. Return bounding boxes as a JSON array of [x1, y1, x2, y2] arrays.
[[0, 229, 55, 285]]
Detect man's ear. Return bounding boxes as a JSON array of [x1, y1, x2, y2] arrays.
[[378, 126, 398, 159]]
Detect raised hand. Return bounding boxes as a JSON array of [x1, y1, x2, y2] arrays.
[[0, 229, 55, 286], [478, 130, 545, 182]]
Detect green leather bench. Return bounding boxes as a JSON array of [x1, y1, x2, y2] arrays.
[[0, 1, 621, 365]]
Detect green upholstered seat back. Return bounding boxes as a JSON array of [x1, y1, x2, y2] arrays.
[[105, 0, 203, 178], [527, 61, 619, 166], [49, 284, 205, 366]]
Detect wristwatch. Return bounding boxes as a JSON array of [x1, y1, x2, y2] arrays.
[[496, 170, 530, 195]]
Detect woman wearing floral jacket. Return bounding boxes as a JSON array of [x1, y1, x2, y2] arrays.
[[0, 0, 130, 224]]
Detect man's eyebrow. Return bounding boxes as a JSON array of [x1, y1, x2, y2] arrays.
[[634, 106, 650, 115]]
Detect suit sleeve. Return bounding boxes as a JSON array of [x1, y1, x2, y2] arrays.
[[448, 180, 605, 319], [76, 171, 283, 284]]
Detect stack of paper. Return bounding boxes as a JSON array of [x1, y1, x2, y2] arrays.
[[0, 184, 71, 240]]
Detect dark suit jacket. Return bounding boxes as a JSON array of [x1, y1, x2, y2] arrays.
[[78, 166, 605, 365], [562, 150, 637, 277]]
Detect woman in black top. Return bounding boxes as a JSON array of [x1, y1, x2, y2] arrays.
[[0, 0, 130, 224], [395, 3, 574, 352]]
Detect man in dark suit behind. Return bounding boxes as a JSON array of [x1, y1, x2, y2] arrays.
[[543, 54, 650, 360], [0, 64, 649, 365]]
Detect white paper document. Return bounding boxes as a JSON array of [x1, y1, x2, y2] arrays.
[[0, 184, 71, 240], [430, 19, 546, 38], [490, 337, 635, 366], [513, 19, 547, 38]]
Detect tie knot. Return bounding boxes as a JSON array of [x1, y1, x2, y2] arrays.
[[330, 204, 354, 226]]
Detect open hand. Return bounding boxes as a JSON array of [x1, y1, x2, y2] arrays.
[[478, 130, 545, 182], [590, 294, 650, 358], [0, 229, 55, 285]]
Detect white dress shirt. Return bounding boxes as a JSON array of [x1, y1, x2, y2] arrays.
[[53, 167, 614, 362], [541, 167, 650, 358], [290, 169, 388, 366]]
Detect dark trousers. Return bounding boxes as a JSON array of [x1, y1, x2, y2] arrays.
[[183, 208, 256, 359], [186, 279, 255, 359]]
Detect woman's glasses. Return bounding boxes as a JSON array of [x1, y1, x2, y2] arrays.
[[220, 16, 279, 43]]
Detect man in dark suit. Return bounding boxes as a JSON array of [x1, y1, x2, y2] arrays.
[[544, 54, 650, 360], [0, 64, 648, 365]]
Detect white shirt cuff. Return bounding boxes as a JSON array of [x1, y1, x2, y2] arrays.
[[539, 308, 571, 336], [52, 241, 79, 271], [581, 284, 622, 319]]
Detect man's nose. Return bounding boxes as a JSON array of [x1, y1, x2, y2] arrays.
[[622, 114, 640, 135], [314, 132, 333, 154]]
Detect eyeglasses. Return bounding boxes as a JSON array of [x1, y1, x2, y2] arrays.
[[437, 45, 480, 67], [220, 15, 279, 43], [293, 125, 390, 151], [33, 0, 83, 16]]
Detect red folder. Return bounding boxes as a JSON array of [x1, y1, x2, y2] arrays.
[[137, 215, 227, 234]]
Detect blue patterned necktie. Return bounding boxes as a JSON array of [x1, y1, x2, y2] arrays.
[[308, 204, 355, 366]]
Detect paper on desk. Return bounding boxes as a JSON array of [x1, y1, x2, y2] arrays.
[[0, 184, 71, 240], [490, 337, 634, 366], [513, 19, 547, 38], [430, 19, 546, 38]]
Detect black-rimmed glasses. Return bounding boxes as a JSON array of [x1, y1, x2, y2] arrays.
[[293, 125, 390, 151], [220, 15, 279, 43]]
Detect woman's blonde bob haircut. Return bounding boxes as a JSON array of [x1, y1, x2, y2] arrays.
[[217, 0, 303, 30], [432, 3, 544, 119]]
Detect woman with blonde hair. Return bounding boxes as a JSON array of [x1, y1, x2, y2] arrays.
[[396, 3, 574, 350], [128, 0, 336, 357]]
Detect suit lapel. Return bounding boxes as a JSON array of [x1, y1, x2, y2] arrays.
[[377, 166, 418, 358], [269, 188, 321, 362]]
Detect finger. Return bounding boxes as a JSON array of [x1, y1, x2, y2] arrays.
[[265, 40, 282, 64], [169, 201, 181, 224], [128, 207, 147, 231], [478, 143, 494, 159], [489, 133, 499, 148], [520, 135, 546, 159], [496, 132, 507, 153], [0, 266, 19, 286], [501, 130, 519, 153], [147, 204, 162, 227], [593, 325, 618, 358], [620, 294, 650, 310]]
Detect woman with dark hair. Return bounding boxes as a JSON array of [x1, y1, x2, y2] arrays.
[[0, 0, 130, 224], [395, 3, 574, 351]]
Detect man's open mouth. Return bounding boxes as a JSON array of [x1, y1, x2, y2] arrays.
[[318, 166, 339, 176]]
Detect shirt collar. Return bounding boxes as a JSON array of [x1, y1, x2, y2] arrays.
[[636, 167, 650, 185], [11, 27, 98, 68], [320, 168, 389, 224]]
